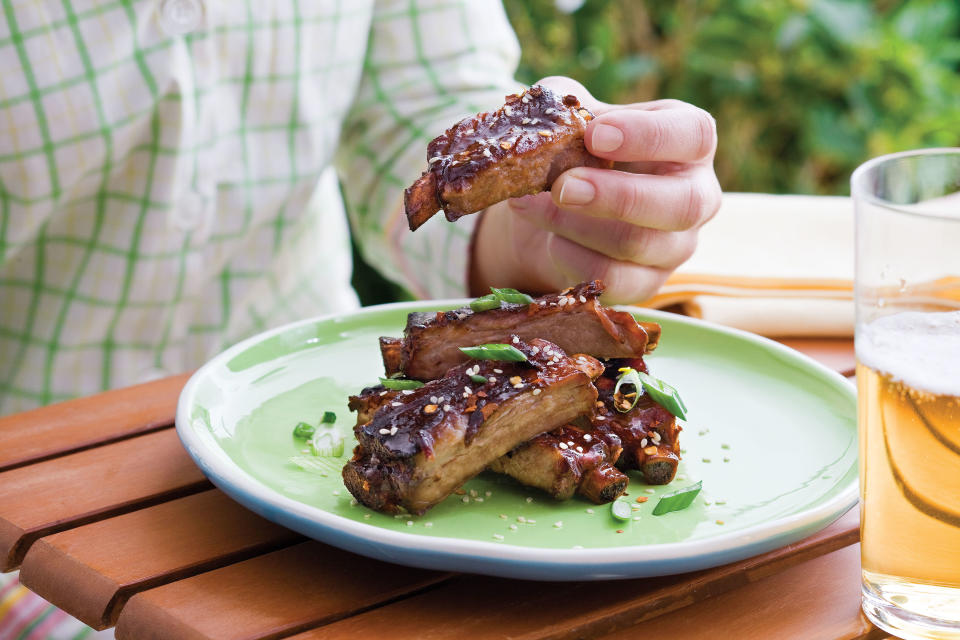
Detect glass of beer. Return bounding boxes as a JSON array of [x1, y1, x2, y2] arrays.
[[854, 148, 960, 639]]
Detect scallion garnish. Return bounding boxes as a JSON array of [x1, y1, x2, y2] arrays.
[[309, 428, 345, 457], [459, 343, 528, 362], [293, 421, 316, 439], [469, 287, 535, 312], [320, 411, 337, 424], [611, 500, 632, 521], [652, 481, 702, 516], [614, 367, 688, 420], [470, 294, 501, 312], [489, 287, 535, 305], [469, 374, 488, 384], [379, 377, 425, 390]]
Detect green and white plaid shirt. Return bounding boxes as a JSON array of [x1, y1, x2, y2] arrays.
[[0, 0, 522, 417]]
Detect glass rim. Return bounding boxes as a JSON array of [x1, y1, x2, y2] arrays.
[[850, 147, 960, 222]]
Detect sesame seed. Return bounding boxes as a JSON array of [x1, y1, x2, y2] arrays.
[[652, 432, 661, 442], [364, 514, 371, 519], [575, 446, 583, 453], [391, 402, 402, 407], [493, 368, 502, 374], [351, 499, 358, 506], [462, 496, 469, 503], [532, 388, 541, 395], [512, 336, 520, 344], [429, 156, 442, 164], [538, 130, 552, 137], [379, 390, 388, 396], [522, 94, 530, 103], [503, 106, 513, 116], [379, 428, 390, 435], [485, 491, 492, 497], [677, 475, 687, 481], [425, 522, 433, 528], [583, 434, 592, 442], [645, 488, 656, 494], [545, 108, 555, 114], [517, 516, 526, 523], [633, 516, 642, 521], [407, 520, 414, 526], [464, 386, 472, 395], [390, 426, 398, 435], [530, 346, 539, 355], [300, 448, 309, 453], [500, 514, 508, 519], [488, 377, 497, 383], [509, 375, 522, 385], [521, 117, 530, 124], [586, 508, 594, 514], [493, 534, 505, 541], [644, 446, 658, 455], [579, 295, 587, 303], [402, 389, 414, 395], [640, 438, 648, 447], [558, 297, 568, 307], [500, 141, 512, 150], [475, 497, 484, 503], [526, 497, 533, 503], [553, 521, 563, 528], [527, 519, 536, 524], [559, 442, 568, 450], [595, 415, 605, 420], [483, 148, 492, 158], [704, 499, 713, 505], [530, 118, 539, 124], [332, 490, 340, 496]]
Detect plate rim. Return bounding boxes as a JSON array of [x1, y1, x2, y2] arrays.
[[176, 301, 858, 576]]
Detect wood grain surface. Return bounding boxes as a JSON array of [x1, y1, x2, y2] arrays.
[[114, 542, 453, 640], [19, 490, 303, 629], [0, 372, 189, 472], [285, 508, 859, 640], [599, 544, 885, 640], [0, 428, 209, 571]]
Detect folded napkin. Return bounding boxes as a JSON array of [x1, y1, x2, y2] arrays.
[[642, 193, 855, 337]]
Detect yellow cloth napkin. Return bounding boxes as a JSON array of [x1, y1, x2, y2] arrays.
[[643, 192, 855, 337]]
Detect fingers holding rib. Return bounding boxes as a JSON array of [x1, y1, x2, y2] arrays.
[[550, 166, 721, 232], [586, 102, 717, 164]]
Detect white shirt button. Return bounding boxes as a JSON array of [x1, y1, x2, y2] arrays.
[[171, 191, 207, 231], [159, 0, 204, 37]]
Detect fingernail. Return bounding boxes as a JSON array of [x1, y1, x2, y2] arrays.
[[591, 124, 623, 153], [558, 176, 595, 206]]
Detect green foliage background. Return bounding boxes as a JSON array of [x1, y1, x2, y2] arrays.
[[352, 0, 960, 304]]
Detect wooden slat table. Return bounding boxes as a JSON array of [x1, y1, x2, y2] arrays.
[[0, 338, 878, 639]]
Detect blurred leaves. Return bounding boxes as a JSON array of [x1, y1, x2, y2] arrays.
[[505, 0, 960, 195]]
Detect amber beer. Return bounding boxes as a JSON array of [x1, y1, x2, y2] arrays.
[[857, 310, 960, 623]]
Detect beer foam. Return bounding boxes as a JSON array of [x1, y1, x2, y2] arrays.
[[856, 311, 960, 396]]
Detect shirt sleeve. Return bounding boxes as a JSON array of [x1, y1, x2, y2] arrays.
[[335, 0, 523, 300]]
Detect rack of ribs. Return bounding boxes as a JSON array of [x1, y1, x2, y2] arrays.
[[351, 384, 629, 505], [404, 84, 613, 231], [343, 338, 605, 514], [380, 281, 660, 381]]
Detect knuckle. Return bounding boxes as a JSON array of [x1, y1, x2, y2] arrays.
[[615, 224, 653, 262], [679, 182, 708, 230], [692, 109, 718, 160], [613, 179, 643, 222]]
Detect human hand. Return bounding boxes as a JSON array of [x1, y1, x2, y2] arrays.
[[470, 76, 720, 304]]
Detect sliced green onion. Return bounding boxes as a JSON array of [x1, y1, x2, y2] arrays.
[[614, 367, 688, 420], [635, 370, 688, 420], [469, 374, 488, 384], [470, 293, 501, 312], [309, 428, 345, 457], [320, 411, 337, 424], [293, 421, 316, 439], [652, 481, 702, 516], [613, 368, 644, 412], [490, 287, 534, 305], [459, 343, 528, 362], [378, 377, 425, 390], [611, 500, 632, 521], [289, 456, 341, 476]]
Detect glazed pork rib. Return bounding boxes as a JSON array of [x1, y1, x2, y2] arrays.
[[404, 84, 613, 231], [351, 387, 628, 505], [592, 358, 682, 485], [488, 425, 628, 504], [343, 338, 604, 514], [380, 281, 660, 381]]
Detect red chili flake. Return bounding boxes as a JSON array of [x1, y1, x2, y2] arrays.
[[616, 529, 624, 534], [636, 497, 648, 503]]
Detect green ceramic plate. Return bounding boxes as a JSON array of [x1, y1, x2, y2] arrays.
[[176, 302, 857, 580]]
